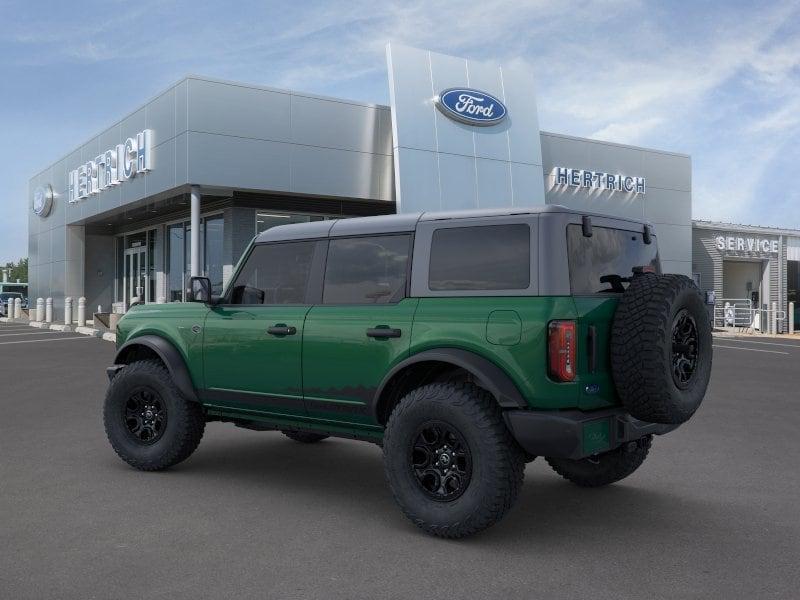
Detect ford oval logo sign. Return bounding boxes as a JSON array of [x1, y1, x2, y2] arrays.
[[435, 88, 507, 126]]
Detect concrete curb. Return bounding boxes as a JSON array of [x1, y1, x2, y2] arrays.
[[19, 321, 111, 341], [75, 326, 102, 337]]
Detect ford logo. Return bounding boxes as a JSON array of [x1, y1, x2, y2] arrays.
[[435, 88, 507, 126]]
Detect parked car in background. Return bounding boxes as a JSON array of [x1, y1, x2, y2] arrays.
[[0, 292, 24, 316]]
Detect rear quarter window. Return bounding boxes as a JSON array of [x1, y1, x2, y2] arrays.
[[428, 224, 530, 291], [567, 224, 660, 294]]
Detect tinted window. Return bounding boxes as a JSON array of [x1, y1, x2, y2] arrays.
[[230, 241, 316, 304], [567, 224, 660, 294], [429, 224, 530, 291], [323, 235, 410, 304]]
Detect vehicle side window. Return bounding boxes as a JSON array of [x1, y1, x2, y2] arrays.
[[323, 235, 410, 304], [566, 224, 661, 294], [428, 224, 530, 291], [229, 241, 316, 305]]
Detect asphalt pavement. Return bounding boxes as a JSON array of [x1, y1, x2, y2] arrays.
[[1, 323, 798, 599]]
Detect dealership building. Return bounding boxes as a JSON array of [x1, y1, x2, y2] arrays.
[[27, 44, 693, 320], [692, 221, 800, 332]]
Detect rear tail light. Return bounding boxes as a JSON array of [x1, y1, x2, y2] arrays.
[[548, 320, 576, 382]]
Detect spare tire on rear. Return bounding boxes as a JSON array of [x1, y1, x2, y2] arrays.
[[610, 273, 712, 424]]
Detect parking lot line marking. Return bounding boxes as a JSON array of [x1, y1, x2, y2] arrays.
[[713, 338, 800, 349], [713, 344, 789, 355], [0, 336, 93, 346], [0, 331, 68, 337]]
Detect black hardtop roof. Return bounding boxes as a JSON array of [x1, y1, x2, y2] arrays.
[[254, 205, 651, 243]]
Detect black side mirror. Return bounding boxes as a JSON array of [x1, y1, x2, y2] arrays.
[[189, 276, 212, 303]]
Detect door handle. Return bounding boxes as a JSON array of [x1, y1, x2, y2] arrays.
[[267, 324, 297, 336], [366, 326, 402, 339]]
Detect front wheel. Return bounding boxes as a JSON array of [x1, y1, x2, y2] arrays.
[[383, 382, 525, 539], [103, 359, 205, 471], [545, 435, 652, 487]]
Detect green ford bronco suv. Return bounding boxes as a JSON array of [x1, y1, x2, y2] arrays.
[[104, 205, 712, 538]]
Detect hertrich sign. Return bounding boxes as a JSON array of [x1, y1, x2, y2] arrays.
[[434, 88, 507, 126], [554, 167, 646, 195], [68, 129, 152, 203]]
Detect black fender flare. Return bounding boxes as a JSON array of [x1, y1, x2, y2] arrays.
[[113, 335, 199, 403], [371, 348, 527, 420]]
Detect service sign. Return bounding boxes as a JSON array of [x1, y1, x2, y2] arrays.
[[715, 235, 778, 254], [435, 88, 507, 126], [68, 129, 152, 203]]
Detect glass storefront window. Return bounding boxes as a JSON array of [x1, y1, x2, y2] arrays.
[[205, 215, 224, 295], [168, 224, 185, 302], [167, 214, 223, 301]]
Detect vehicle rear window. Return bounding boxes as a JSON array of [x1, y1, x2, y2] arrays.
[[230, 241, 316, 304], [567, 224, 660, 294], [429, 224, 530, 291], [323, 235, 411, 304]]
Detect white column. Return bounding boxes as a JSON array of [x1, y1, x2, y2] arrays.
[[771, 301, 778, 335], [789, 302, 795, 334], [190, 186, 201, 277]]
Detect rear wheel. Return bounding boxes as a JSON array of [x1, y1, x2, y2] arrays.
[[103, 359, 205, 471], [546, 435, 652, 487], [383, 382, 525, 538], [282, 430, 329, 443]]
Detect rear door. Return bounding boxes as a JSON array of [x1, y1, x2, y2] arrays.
[[202, 240, 324, 417], [302, 234, 417, 425], [566, 223, 660, 409]]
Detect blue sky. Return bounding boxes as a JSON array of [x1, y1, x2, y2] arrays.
[[1, 0, 798, 263]]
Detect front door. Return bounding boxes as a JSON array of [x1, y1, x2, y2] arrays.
[[123, 246, 147, 308], [201, 239, 323, 418]]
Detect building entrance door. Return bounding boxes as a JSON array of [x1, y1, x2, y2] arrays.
[[123, 245, 148, 308]]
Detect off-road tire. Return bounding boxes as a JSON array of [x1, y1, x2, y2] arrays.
[[611, 273, 712, 424], [282, 430, 329, 443], [104, 359, 205, 471], [546, 435, 652, 487], [383, 382, 525, 539]]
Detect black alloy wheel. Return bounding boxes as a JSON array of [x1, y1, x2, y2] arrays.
[[671, 309, 699, 389], [410, 421, 472, 502], [124, 387, 167, 445]]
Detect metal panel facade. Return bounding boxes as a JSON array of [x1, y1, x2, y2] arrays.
[[541, 132, 692, 275], [386, 44, 546, 213], [27, 77, 394, 315]]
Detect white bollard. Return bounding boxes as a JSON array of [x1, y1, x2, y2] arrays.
[[771, 301, 778, 335], [5, 300, 12, 318], [36, 298, 44, 322], [14, 297, 21, 319], [45, 297, 53, 323], [790, 302, 795, 335], [77, 297, 86, 327], [64, 297, 73, 325]]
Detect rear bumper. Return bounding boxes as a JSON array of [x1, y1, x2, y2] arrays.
[[503, 407, 679, 460]]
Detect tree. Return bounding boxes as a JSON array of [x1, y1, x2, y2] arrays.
[[3, 257, 27, 282]]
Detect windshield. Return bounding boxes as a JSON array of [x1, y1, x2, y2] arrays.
[[567, 224, 660, 294], [0, 292, 22, 301]]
